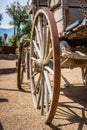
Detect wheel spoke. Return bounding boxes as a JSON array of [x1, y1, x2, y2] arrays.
[[44, 48, 53, 64], [31, 72, 38, 78], [37, 84, 41, 109], [33, 40, 41, 58], [41, 75, 45, 115], [38, 16, 43, 58], [33, 73, 41, 94], [35, 73, 41, 88], [35, 26, 41, 51], [45, 81, 49, 113], [31, 57, 37, 61], [44, 66, 54, 75], [45, 28, 50, 59], [38, 16, 43, 43], [44, 70, 52, 100], [43, 15, 47, 59]]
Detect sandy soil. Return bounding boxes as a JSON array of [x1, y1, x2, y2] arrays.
[[0, 55, 87, 130]]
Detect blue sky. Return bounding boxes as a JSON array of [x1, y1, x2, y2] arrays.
[[0, 0, 31, 28]]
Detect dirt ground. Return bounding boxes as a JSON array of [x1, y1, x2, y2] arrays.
[[0, 54, 87, 130]]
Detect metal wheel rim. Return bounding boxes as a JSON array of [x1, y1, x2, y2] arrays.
[[30, 7, 60, 123]]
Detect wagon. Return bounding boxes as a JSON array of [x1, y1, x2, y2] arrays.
[[17, 0, 87, 124]]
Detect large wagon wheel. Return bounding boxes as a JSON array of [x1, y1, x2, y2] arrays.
[[17, 39, 29, 89], [30, 7, 60, 123], [82, 67, 87, 88]]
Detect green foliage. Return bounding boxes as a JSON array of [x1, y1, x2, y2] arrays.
[[6, 1, 32, 46], [21, 20, 32, 38], [6, 2, 29, 36], [21, 34, 30, 47], [8, 35, 17, 46]]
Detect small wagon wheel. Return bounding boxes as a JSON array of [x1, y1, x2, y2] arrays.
[[82, 67, 87, 88], [30, 7, 60, 123], [17, 39, 27, 89]]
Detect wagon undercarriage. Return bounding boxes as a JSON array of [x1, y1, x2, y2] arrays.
[[61, 19, 87, 68], [16, 0, 87, 124]]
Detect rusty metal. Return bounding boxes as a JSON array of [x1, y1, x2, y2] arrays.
[[42, 7, 60, 124]]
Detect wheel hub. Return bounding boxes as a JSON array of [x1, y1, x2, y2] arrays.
[[35, 59, 43, 72]]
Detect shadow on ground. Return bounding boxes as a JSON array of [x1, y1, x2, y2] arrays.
[[51, 85, 87, 130], [0, 122, 4, 130], [0, 68, 16, 74], [0, 54, 18, 60], [0, 87, 31, 93], [61, 85, 87, 107], [0, 98, 8, 102]]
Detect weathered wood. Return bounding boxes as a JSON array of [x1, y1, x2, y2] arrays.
[[71, 47, 87, 53], [33, 40, 41, 58], [30, 7, 60, 124], [45, 82, 49, 114], [50, 0, 61, 10], [44, 71, 52, 100], [61, 50, 87, 68], [61, 51, 87, 60], [29, 0, 87, 124]]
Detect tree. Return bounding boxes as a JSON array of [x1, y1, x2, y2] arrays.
[[6, 2, 29, 39], [6, 2, 16, 34], [21, 19, 32, 38]]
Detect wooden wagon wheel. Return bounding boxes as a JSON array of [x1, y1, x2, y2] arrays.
[[82, 68, 87, 88], [30, 7, 60, 123], [17, 39, 29, 89]]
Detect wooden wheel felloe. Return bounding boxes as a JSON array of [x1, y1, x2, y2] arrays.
[[17, 40, 27, 89], [30, 7, 60, 123]]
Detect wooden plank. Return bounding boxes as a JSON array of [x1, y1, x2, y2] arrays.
[[68, 0, 87, 7], [61, 51, 87, 60], [61, 51, 87, 68], [53, 7, 64, 35], [64, 23, 87, 40], [50, 0, 61, 9], [61, 59, 87, 68]]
